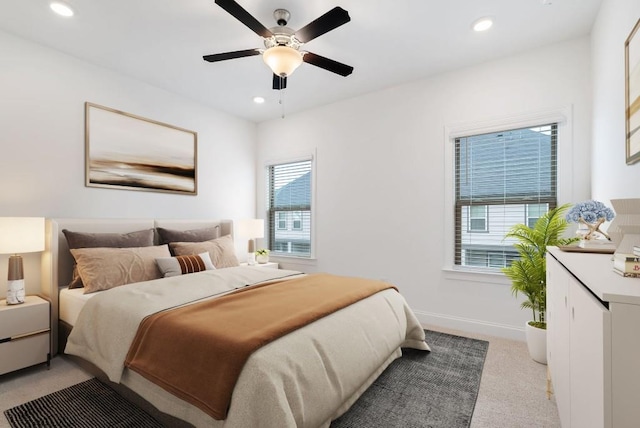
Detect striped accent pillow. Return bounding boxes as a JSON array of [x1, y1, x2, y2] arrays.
[[156, 252, 216, 278], [177, 254, 207, 274]]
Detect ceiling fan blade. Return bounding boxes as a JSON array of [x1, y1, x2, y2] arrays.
[[295, 7, 350, 43], [203, 48, 260, 62], [215, 0, 273, 38], [303, 52, 353, 77], [272, 74, 287, 90]]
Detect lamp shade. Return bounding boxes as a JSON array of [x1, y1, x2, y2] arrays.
[[0, 217, 45, 254], [236, 219, 265, 239], [263, 46, 303, 77]]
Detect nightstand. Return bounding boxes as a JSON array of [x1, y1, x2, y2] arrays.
[[0, 295, 50, 375], [240, 262, 279, 269]]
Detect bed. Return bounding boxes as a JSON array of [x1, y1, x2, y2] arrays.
[[42, 218, 429, 428]]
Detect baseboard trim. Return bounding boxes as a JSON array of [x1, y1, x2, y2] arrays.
[[413, 310, 526, 341]]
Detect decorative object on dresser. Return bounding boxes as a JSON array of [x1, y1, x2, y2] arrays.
[[0, 217, 45, 305], [85, 102, 198, 195], [547, 247, 640, 427], [0, 295, 50, 375], [255, 248, 269, 264], [600, 198, 640, 252], [502, 204, 577, 364], [235, 219, 264, 265], [565, 200, 616, 250], [612, 252, 640, 276]]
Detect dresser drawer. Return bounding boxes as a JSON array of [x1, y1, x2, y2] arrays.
[[0, 331, 50, 375], [0, 296, 49, 339]]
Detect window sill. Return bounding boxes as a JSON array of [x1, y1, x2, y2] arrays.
[[442, 265, 512, 285]]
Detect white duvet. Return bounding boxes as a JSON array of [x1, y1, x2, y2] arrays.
[[65, 267, 429, 428]]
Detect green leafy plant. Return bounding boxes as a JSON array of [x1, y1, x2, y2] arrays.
[[256, 249, 269, 256], [502, 203, 578, 329]]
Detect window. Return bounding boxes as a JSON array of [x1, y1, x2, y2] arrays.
[[455, 124, 557, 269], [292, 212, 302, 231], [526, 203, 548, 228], [267, 159, 312, 257], [277, 212, 287, 230], [468, 205, 488, 232]]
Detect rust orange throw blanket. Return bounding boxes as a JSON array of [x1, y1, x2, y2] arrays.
[[124, 273, 396, 420]]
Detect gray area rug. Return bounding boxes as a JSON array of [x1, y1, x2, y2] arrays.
[[331, 329, 489, 428], [4, 330, 488, 428], [3, 378, 162, 428]]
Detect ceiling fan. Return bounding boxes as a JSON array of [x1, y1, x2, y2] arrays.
[[203, 0, 354, 90]]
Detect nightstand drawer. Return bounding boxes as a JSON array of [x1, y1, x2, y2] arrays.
[[0, 332, 49, 375], [0, 296, 49, 339]]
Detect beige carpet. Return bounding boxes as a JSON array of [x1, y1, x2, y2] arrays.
[[0, 326, 560, 428], [426, 325, 561, 428]]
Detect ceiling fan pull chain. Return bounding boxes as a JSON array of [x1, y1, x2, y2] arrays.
[[280, 78, 286, 119]]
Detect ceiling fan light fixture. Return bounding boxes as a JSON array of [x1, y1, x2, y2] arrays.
[[263, 46, 303, 77]]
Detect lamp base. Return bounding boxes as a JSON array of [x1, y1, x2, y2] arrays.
[[6, 279, 25, 305], [247, 252, 257, 266]]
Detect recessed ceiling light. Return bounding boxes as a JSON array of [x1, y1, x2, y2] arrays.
[[472, 17, 493, 32], [253, 96, 265, 104], [50, 2, 74, 17]]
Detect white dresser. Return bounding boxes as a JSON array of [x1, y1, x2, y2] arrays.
[[547, 247, 640, 428]]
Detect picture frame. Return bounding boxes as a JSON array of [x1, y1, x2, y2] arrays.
[[625, 18, 640, 165], [85, 102, 197, 195]]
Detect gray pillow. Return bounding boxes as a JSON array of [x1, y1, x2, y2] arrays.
[[63, 229, 155, 288], [157, 226, 220, 245], [63, 229, 155, 249]]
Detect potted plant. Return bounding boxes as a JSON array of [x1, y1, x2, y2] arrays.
[[255, 249, 270, 264], [502, 203, 578, 364]]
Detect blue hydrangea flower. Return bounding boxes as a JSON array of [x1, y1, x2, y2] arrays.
[[565, 200, 615, 223]]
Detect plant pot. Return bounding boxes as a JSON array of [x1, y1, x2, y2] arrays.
[[525, 321, 547, 365], [256, 254, 269, 264]]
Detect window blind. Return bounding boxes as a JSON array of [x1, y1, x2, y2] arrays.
[[454, 124, 557, 269], [267, 160, 312, 257]]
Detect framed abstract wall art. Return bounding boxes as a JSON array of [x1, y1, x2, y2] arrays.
[[625, 18, 640, 165], [85, 102, 197, 194]]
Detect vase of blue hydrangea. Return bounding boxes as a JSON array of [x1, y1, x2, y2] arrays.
[[565, 200, 615, 241]]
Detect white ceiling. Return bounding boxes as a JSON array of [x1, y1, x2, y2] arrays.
[[0, 0, 602, 123]]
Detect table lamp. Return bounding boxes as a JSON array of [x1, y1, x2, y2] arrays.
[[0, 217, 45, 305], [236, 219, 265, 265]]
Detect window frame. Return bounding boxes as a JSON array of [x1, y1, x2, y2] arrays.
[[526, 203, 549, 229], [264, 154, 316, 260], [442, 107, 573, 282], [467, 205, 489, 233], [277, 212, 287, 230]]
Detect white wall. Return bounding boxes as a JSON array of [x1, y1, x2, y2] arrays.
[[591, 0, 640, 201], [257, 37, 592, 340], [0, 30, 258, 296]]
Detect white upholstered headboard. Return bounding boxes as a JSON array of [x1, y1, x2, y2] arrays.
[[41, 218, 233, 355]]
